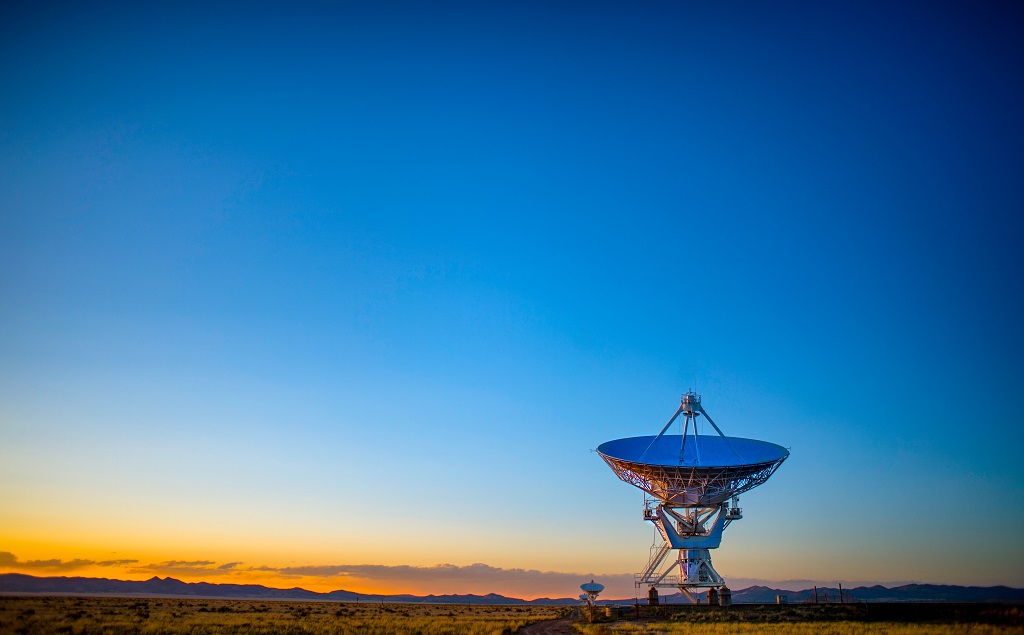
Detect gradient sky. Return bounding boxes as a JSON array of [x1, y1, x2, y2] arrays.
[[2, 1, 1023, 599]]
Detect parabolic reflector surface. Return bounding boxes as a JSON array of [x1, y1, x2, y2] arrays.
[[597, 434, 788, 506]]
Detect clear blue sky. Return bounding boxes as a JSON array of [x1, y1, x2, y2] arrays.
[[2, 1, 1023, 598]]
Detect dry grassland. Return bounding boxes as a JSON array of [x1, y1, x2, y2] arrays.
[[574, 623, 1024, 635], [0, 596, 564, 634], [575, 603, 1024, 635], [3, 596, 1023, 635]]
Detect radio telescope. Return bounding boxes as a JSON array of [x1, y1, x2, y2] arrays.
[[597, 392, 788, 601], [580, 580, 604, 606]]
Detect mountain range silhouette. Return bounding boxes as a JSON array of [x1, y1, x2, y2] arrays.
[[2, 574, 1022, 604]]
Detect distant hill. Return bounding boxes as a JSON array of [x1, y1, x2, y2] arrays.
[[663, 584, 1024, 604], [1, 573, 1022, 604], [0, 574, 576, 604]]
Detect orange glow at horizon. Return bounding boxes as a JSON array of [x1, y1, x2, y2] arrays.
[[0, 565, 400, 596], [0, 547, 608, 600], [0, 567, 574, 601]]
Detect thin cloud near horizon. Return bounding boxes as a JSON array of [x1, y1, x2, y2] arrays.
[[1, 551, 622, 583], [0, 552, 138, 570], [0, 551, 926, 592], [141, 559, 631, 589]]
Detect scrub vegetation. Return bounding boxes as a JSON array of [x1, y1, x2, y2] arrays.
[[573, 602, 1024, 635], [574, 626, 1023, 635], [2, 596, 1022, 635], [0, 596, 563, 634]]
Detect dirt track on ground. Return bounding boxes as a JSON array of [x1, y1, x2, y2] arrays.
[[518, 617, 575, 635]]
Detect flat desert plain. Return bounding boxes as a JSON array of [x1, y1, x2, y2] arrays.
[[1, 596, 1022, 634]]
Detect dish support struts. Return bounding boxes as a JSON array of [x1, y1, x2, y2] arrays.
[[637, 499, 741, 598]]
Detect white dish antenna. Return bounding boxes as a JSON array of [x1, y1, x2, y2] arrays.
[[597, 392, 788, 601], [580, 579, 604, 607]]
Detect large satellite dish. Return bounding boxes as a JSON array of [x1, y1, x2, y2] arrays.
[[597, 392, 788, 601]]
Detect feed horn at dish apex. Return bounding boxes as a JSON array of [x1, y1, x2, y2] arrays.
[[597, 391, 789, 603]]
